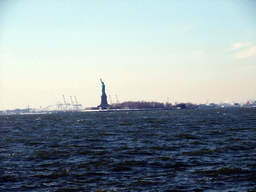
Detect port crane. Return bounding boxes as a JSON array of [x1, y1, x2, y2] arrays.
[[116, 95, 120, 104], [109, 95, 112, 105], [63, 95, 67, 110], [63, 95, 71, 110], [56, 102, 63, 111], [70, 96, 75, 111], [74, 96, 82, 111]]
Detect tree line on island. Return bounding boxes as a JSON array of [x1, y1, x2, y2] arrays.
[[110, 101, 198, 110]]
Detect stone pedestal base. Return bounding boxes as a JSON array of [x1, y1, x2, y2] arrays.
[[98, 95, 109, 109]]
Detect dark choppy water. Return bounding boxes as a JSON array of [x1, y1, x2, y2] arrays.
[[1, 108, 256, 191]]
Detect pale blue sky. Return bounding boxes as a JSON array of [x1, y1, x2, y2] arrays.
[[1, 0, 256, 110]]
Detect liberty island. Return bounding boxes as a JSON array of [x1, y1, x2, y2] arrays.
[[1, 79, 255, 115]]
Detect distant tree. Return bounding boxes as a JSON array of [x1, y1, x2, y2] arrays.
[[110, 101, 198, 110], [110, 101, 165, 109]]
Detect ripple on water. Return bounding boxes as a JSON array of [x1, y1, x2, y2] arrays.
[[1, 108, 256, 191]]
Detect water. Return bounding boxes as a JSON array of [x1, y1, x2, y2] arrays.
[[1, 108, 256, 191]]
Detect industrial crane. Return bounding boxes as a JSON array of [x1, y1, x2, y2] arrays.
[[63, 95, 71, 110], [63, 95, 67, 110], [109, 95, 112, 105], [74, 96, 82, 111], [56, 102, 63, 111], [70, 96, 74, 111], [116, 95, 120, 104]]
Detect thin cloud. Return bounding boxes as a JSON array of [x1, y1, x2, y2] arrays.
[[233, 43, 246, 50], [234, 46, 256, 59], [225, 42, 252, 52]]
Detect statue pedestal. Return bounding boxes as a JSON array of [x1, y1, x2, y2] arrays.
[[98, 94, 109, 109]]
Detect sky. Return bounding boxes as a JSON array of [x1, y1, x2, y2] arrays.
[[1, 0, 256, 110]]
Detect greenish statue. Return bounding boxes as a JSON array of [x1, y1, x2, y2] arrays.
[[100, 79, 106, 96]]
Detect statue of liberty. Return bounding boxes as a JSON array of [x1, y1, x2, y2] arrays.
[[98, 79, 108, 109], [100, 79, 106, 96]]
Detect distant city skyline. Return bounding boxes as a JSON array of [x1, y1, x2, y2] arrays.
[[1, 0, 256, 110]]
